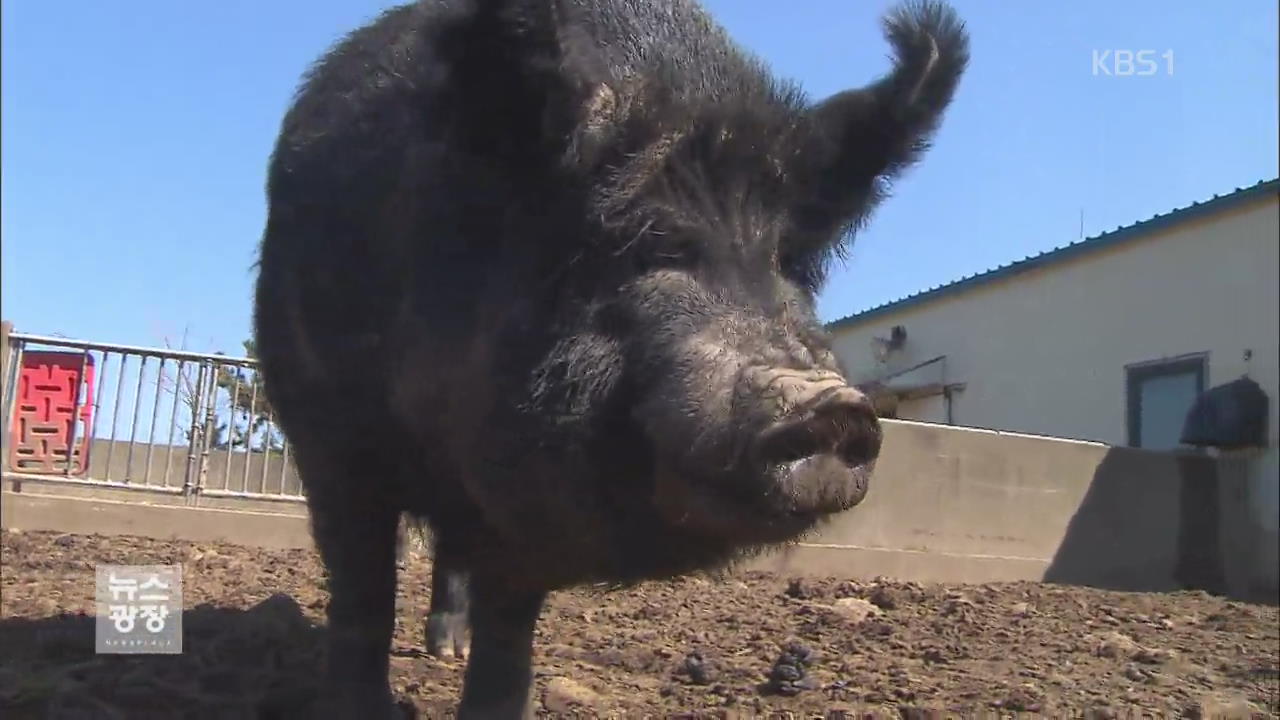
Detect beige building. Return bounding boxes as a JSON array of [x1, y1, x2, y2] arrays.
[[827, 178, 1278, 590]]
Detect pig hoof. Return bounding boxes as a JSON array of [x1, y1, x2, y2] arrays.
[[425, 611, 468, 660]]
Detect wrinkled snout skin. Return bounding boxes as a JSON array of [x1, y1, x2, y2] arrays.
[[627, 273, 885, 544], [252, 0, 967, 716], [651, 364, 884, 544]]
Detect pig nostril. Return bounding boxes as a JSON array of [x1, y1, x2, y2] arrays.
[[754, 420, 828, 466], [836, 422, 881, 468], [754, 388, 881, 468], [809, 391, 881, 467]]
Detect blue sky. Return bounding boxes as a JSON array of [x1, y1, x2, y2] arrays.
[[3, 0, 1277, 356]]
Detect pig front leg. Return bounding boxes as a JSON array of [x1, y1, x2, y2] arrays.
[[456, 576, 545, 719], [293, 444, 404, 719]]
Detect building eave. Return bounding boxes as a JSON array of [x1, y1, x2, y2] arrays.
[[826, 178, 1280, 332]]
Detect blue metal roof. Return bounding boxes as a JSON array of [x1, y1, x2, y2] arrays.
[[826, 177, 1280, 331]]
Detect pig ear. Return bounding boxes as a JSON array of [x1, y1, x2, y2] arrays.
[[793, 0, 968, 237], [442, 0, 616, 166]]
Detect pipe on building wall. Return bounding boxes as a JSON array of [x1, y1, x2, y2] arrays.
[[873, 354, 963, 426], [879, 354, 948, 383], [943, 356, 951, 425]]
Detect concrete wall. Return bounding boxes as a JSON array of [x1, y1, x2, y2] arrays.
[[751, 420, 1276, 602], [5, 420, 1275, 603], [0, 484, 312, 550], [829, 192, 1280, 599]]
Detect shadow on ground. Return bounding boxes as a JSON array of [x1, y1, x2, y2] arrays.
[[0, 594, 351, 719]]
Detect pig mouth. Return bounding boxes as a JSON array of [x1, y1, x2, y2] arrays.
[[652, 387, 881, 545], [652, 451, 877, 546]]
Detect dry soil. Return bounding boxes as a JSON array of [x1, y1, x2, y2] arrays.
[[1, 529, 1276, 718]]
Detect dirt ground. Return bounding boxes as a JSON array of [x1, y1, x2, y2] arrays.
[[1, 529, 1276, 718]]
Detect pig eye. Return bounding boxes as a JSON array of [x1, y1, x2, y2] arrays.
[[777, 247, 818, 288], [777, 249, 801, 275], [638, 230, 701, 271]]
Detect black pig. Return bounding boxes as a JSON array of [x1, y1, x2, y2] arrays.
[[252, 0, 968, 716]]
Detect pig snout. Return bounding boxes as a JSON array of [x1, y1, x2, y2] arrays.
[[751, 382, 881, 470], [740, 369, 883, 514]]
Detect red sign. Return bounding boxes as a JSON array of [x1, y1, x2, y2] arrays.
[[8, 351, 96, 475]]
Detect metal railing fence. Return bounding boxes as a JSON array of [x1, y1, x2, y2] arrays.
[[2, 330, 304, 504]]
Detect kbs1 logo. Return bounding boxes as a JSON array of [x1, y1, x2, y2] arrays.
[[1092, 49, 1175, 76]]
